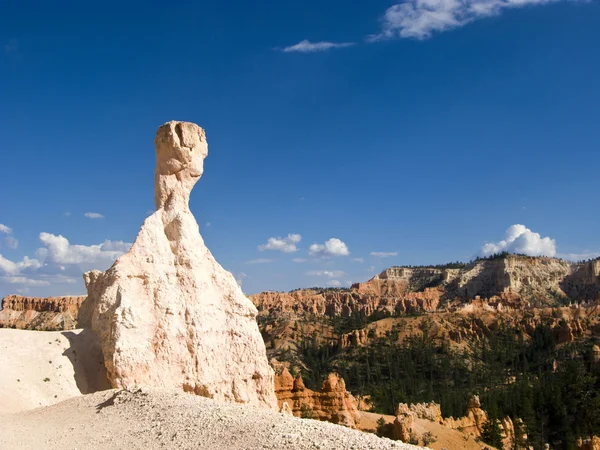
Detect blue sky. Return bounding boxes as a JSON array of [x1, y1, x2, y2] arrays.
[[1, 0, 599, 297]]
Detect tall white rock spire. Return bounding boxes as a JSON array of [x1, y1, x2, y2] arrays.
[[81, 121, 277, 409]]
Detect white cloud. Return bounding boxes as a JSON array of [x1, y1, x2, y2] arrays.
[[306, 270, 347, 278], [351, 257, 364, 263], [0, 224, 12, 234], [308, 238, 350, 257], [281, 40, 354, 53], [246, 258, 273, 265], [370, 251, 398, 258], [292, 258, 307, 263], [37, 233, 130, 265], [205, 222, 211, 228], [327, 280, 342, 287], [369, 0, 565, 40], [259, 234, 301, 253], [0, 255, 41, 275], [479, 224, 556, 257], [84, 212, 104, 219], [0, 232, 131, 294], [98, 240, 131, 253]]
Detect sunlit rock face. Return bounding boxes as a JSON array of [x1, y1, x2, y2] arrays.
[[81, 121, 277, 409]]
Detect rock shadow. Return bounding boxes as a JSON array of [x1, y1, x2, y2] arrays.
[[61, 328, 111, 394]]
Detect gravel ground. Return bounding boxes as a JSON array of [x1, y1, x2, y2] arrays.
[[0, 389, 426, 450]]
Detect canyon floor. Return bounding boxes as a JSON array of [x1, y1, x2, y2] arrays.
[[0, 329, 425, 450]]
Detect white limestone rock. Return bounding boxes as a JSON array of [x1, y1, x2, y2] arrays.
[[82, 121, 277, 409]]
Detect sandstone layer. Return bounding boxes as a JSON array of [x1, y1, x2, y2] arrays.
[[79, 121, 276, 408], [0, 295, 86, 331]]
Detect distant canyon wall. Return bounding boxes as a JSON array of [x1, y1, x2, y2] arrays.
[[252, 255, 600, 319], [0, 295, 86, 331]]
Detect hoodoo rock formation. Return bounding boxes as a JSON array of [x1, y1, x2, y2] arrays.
[[79, 121, 277, 409], [0, 295, 86, 330], [274, 369, 361, 428]]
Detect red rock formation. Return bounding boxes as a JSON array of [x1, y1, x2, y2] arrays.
[[0, 295, 86, 331], [274, 369, 361, 428]]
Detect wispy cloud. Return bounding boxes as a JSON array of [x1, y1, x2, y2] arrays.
[[4, 236, 18, 249], [235, 272, 248, 287], [308, 238, 350, 257], [84, 212, 104, 219], [327, 280, 342, 287], [1, 276, 50, 287], [480, 224, 556, 257], [259, 234, 301, 253], [292, 258, 308, 263], [370, 251, 398, 258], [306, 270, 347, 278], [368, 0, 567, 40], [246, 258, 273, 264], [281, 40, 354, 53], [0, 224, 18, 249], [351, 257, 364, 263], [557, 251, 600, 262]]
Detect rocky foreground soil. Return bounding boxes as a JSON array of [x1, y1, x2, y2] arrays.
[[0, 389, 425, 450]]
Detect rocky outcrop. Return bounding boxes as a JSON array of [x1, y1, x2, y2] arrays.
[[393, 397, 524, 449], [80, 121, 276, 409], [576, 436, 600, 450], [440, 395, 488, 436], [274, 369, 361, 428], [0, 295, 86, 330], [592, 345, 600, 373], [396, 402, 443, 423], [393, 412, 415, 443]]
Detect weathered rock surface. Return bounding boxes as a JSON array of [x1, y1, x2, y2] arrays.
[[0, 295, 86, 331], [274, 368, 361, 428], [80, 121, 276, 409]]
